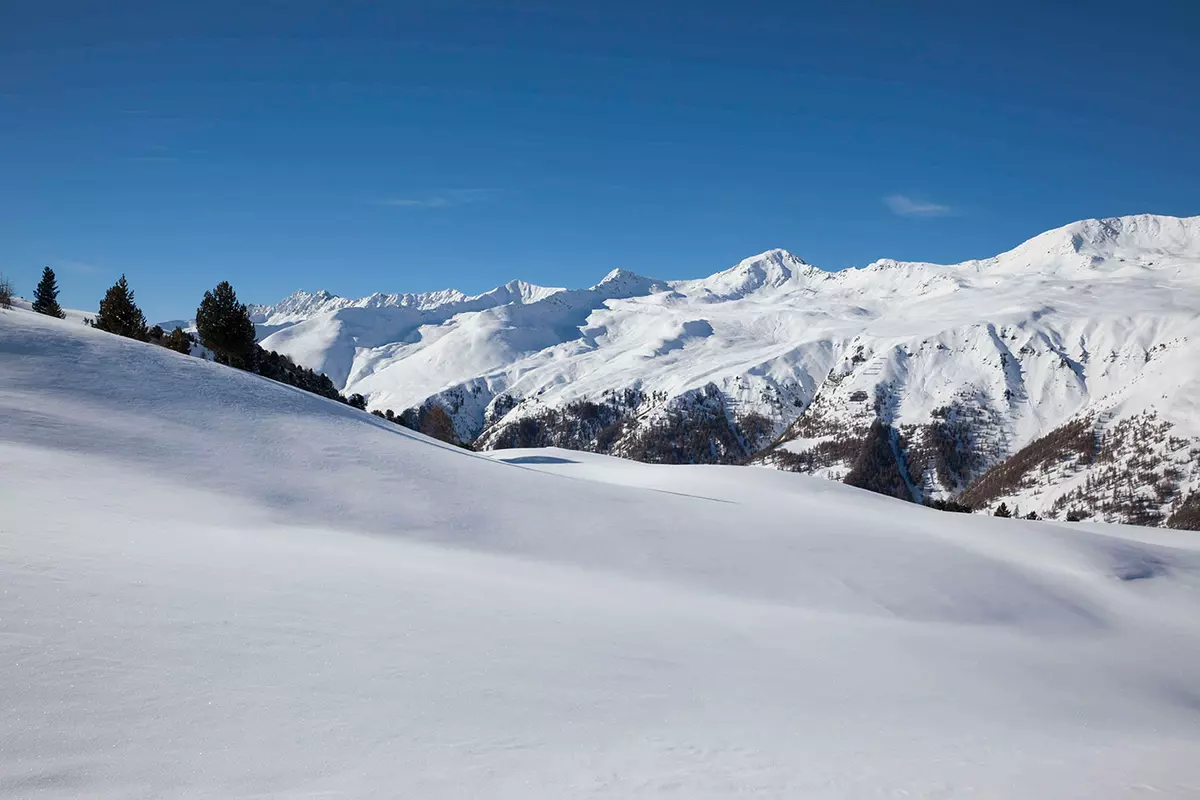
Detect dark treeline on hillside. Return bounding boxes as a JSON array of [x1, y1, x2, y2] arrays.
[[959, 417, 1097, 509]]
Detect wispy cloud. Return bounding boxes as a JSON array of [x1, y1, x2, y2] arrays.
[[884, 194, 952, 217], [382, 188, 500, 209], [126, 144, 180, 163], [54, 259, 102, 275]]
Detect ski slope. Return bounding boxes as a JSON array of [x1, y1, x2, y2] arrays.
[[4, 304, 1200, 797]]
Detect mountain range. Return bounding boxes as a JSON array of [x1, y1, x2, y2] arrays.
[[246, 213, 1200, 527]]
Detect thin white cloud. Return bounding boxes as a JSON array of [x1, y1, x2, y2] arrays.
[[884, 194, 952, 217], [383, 189, 499, 209], [385, 196, 452, 209], [53, 259, 101, 275]]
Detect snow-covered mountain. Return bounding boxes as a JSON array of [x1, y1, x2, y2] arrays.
[[6, 301, 1200, 796], [251, 214, 1200, 526]]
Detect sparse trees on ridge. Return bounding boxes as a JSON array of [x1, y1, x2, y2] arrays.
[[19, 268, 386, 419], [0, 273, 12, 309], [32, 267, 65, 318]]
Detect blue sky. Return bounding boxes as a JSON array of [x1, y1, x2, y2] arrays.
[[2, 1, 1197, 321]]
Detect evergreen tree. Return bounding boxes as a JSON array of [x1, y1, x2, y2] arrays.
[[92, 274, 148, 340], [993, 502, 1012, 518], [163, 327, 192, 354], [0, 272, 12, 309], [196, 281, 257, 368], [32, 267, 65, 318]]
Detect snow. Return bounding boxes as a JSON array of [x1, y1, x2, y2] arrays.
[[4, 303, 1200, 796]]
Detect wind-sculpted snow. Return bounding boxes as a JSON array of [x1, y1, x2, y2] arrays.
[[3, 305, 1200, 796]]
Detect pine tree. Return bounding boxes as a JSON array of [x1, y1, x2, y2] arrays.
[[32, 267, 65, 318], [196, 281, 257, 368], [92, 274, 149, 340], [163, 327, 192, 354], [994, 502, 1012, 518]]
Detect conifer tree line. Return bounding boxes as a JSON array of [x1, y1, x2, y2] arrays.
[[18, 266, 367, 408]]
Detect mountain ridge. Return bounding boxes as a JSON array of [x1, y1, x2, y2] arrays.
[[248, 214, 1200, 323], [246, 213, 1200, 526]]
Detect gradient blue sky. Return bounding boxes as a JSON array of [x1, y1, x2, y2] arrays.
[[2, 0, 1197, 321]]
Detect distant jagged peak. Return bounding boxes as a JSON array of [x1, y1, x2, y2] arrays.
[[249, 289, 346, 322], [485, 279, 565, 305], [252, 278, 568, 324], [276, 288, 337, 306]]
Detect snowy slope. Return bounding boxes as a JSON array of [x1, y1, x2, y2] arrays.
[[247, 214, 1200, 521], [5, 303, 1200, 797]]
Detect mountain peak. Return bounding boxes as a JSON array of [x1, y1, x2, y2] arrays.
[[742, 248, 810, 267], [591, 268, 669, 298], [689, 248, 821, 299], [596, 267, 640, 284]]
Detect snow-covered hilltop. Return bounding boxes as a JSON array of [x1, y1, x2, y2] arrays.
[[251, 214, 1200, 526]]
